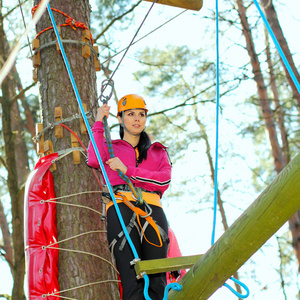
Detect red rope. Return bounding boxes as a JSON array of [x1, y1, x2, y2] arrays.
[[58, 123, 103, 189], [32, 4, 94, 44]]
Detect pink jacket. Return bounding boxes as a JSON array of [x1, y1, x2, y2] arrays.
[[87, 121, 171, 195]]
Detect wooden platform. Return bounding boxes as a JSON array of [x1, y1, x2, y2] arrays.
[[143, 0, 203, 11], [134, 254, 202, 278]]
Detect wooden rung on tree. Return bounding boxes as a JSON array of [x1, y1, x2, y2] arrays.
[[54, 107, 63, 139], [56, 26, 62, 54], [82, 29, 91, 58], [44, 140, 56, 171], [143, 0, 203, 11], [32, 39, 40, 68], [134, 254, 202, 278], [78, 104, 88, 134], [33, 68, 38, 82], [71, 132, 81, 164], [93, 46, 101, 71]]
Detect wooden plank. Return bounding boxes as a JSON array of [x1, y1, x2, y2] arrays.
[[134, 254, 202, 277], [143, 0, 203, 11], [169, 151, 300, 299]]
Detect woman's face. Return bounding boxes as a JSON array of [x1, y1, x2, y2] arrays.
[[118, 109, 147, 136]]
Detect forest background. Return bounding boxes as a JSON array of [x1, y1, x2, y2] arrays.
[[0, 0, 300, 299]]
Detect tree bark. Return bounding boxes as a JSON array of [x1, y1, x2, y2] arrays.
[[0, 4, 26, 299], [235, 0, 285, 175], [264, 28, 290, 165], [0, 199, 13, 270], [34, 0, 119, 299], [235, 0, 300, 271], [260, 0, 300, 111]]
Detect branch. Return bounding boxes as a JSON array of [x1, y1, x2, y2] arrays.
[[0, 199, 13, 270], [10, 82, 37, 105], [3, 0, 28, 19], [0, 156, 8, 171]]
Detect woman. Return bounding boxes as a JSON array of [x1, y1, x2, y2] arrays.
[[87, 94, 171, 300]]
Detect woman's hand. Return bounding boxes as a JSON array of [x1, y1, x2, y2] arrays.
[[106, 157, 128, 174], [96, 104, 110, 122]]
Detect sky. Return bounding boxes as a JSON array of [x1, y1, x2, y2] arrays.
[[1, 0, 300, 299]]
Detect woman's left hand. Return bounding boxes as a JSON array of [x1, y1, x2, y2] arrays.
[[106, 157, 128, 173]]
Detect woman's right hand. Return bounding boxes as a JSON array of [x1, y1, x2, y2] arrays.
[[96, 104, 110, 122]]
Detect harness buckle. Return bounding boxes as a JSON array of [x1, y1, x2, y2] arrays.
[[130, 258, 141, 266]]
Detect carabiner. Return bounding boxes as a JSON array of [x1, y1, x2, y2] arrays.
[[98, 79, 114, 104]]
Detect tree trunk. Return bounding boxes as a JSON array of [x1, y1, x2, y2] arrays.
[[0, 4, 26, 299], [260, 0, 300, 111], [33, 0, 119, 299], [235, 0, 284, 175], [0, 199, 13, 270], [264, 28, 290, 165], [235, 0, 300, 271]]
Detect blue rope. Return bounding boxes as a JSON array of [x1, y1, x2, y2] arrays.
[[224, 277, 250, 299], [211, 0, 220, 248], [46, 5, 151, 299], [163, 283, 182, 300], [252, 0, 300, 94], [212, 1, 249, 298]]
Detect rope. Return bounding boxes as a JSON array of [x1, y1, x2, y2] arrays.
[[98, 0, 159, 200], [102, 115, 139, 199], [44, 199, 103, 216], [44, 280, 120, 300], [212, 1, 249, 298], [252, 0, 300, 94], [32, 112, 93, 142], [32, 39, 99, 57], [107, 0, 158, 83], [46, 4, 153, 299], [100, 9, 187, 65], [45, 246, 119, 273], [48, 230, 107, 246], [32, 3, 94, 44]]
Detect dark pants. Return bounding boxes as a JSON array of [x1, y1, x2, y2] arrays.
[[107, 202, 169, 300]]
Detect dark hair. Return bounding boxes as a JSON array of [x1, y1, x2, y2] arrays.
[[119, 112, 151, 164]]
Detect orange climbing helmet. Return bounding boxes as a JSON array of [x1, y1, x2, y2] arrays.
[[117, 94, 148, 116]]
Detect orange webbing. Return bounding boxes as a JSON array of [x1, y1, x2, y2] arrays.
[[32, 4, 94, 44], [116, 193, 163, 248]]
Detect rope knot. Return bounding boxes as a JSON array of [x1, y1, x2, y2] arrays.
[[66, 18, 77, 30]]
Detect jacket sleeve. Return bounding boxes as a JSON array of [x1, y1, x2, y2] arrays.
[[125, 148, 171, 195], [86, 121, 108, 168]]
